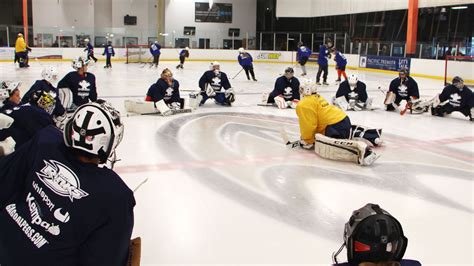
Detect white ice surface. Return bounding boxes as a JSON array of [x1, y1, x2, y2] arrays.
[[1, 60, 473, 266]]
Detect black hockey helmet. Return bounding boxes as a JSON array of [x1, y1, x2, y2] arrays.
[[332, 203, 408, 265], [30, 89, 57, 114], [399, 67, 409, 77], [452, 76, 464, 89], [297, 41, 303, 47], [285, 67, 294, 74]]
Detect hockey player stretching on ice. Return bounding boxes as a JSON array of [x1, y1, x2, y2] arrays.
[[385, 68, 419, 113], [0, 100, 135, 266], [295, 83, 381, 166], [430, 76, 473, 121], [333, 74, 373, 111], [238, 48, 257, 81], [176, 47, 189, 69], [189, 62, 235, 108], [145, 68, 184, 115], [296, 42, 312, 76], [57, 56, 98, 111], [263, 67, 300, 109]]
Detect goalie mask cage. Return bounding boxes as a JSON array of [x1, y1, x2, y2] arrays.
[[126, 45, 153, 64], [444, 55, 474, 87]]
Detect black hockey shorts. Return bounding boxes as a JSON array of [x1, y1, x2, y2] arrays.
[[325, 116, 351, 139]]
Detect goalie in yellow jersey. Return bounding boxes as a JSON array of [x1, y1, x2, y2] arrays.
[[295, 80, 382, 166]]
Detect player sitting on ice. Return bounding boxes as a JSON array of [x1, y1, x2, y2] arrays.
[[332, 203, 421, 266], [0, 81, 21, 113], [21, 66, 66, 117], [189, 61, 235, 108], [57, 56, 98, 112], [0, 89, 56, 156], [0, 100, 135, 266], [262, 67, 300, 109], [385, 67, 419, 113], [146, 68, 183, 115], [295, 84, 381, 166], [333, 74, 373, 111], [427, 76, 473, 121]]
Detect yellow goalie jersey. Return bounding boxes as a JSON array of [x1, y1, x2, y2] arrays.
[[296, 94, 347, 144]]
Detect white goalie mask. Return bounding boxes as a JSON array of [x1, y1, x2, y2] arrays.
[[64, 100, 124, 164], [41, 66, 59, 84], [348, 74, 358, 88], [72, 56, 90, 70], [301, 78, 317, 96]]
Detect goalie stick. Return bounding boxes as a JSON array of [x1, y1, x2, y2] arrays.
[[133, 177, 149, 193]]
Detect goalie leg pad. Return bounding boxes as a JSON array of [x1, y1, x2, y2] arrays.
[[315, 134, 380, 166], [58, 88, 74, 111], [155, 99, 172, 116], [384, 91, 396, 105], [188, 92, 204, 109], [124, 100, 156, 114], [333, 96, 349, 111], [0, 113, 14, 129], [365, 98, 373, 110], [350, 125, 383, 146], [274, 95, 288, 109]]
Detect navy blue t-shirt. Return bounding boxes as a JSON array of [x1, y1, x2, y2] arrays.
[[0, 126, 135, 266], [57, 71, 98, 107], [199, 70, 232, 92], [268, 75, 301, 102], [21, 79, 66, 116], [438, 84, 473, 110], [146, 78, 181, 104], [389, 77, 419, 99], [336, 80, 368, 103]]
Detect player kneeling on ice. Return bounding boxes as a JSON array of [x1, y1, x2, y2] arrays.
[[0, 100, 135, 266], [262, 67, 300, 108], [295, 86, 382, 166], [426, 76, 473, 121], [0, 81, 21, 113], [189, 61, 235, 108], [125, 69, 190, 116], [0, 89, 56, 156], [385, 68, 419, 113], [333, 74, 373, 111]]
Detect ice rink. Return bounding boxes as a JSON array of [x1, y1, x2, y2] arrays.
[[1, 59, 473, 266]]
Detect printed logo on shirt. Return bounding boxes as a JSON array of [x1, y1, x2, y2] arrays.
[[211, 76, 222, 90], [36, 160, 89, 202], [78, 80, 91, 98], [284, 87, 293, 99], [26, 193, 61, 236], [449, 93, 461, 107], [348, 91, 359, 101], [5, 204, 49, 248], [398, 84, 408, 97], [166, 87, 173, 97]]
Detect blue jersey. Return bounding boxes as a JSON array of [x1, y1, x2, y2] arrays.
[[150, 43, 161, 56], [297, 46, 312, 61], [334, 52, 347, 67], [57, 71, 98, 107], [270, 76, 301, 101], [238, 52, 253, 67], [389, 76, 419, 99], [0, 126, 135, 266], [146, 79, 181, 104], [438, 84, 473, 110], [336, 80, 368, 103], [0, 103, 53, 149], [179, 50, 189, 58], [85, 43, 94, 54], [103, 45, 115, 57], [21, 79, 65, 116], [318, 45, 329, 66], [199, 70, 232, 92]]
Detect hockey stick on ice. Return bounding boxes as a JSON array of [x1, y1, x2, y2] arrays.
[[231, 68, 244, 79], [133, 177, 149, 193], [279, 128, 300, 148]]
